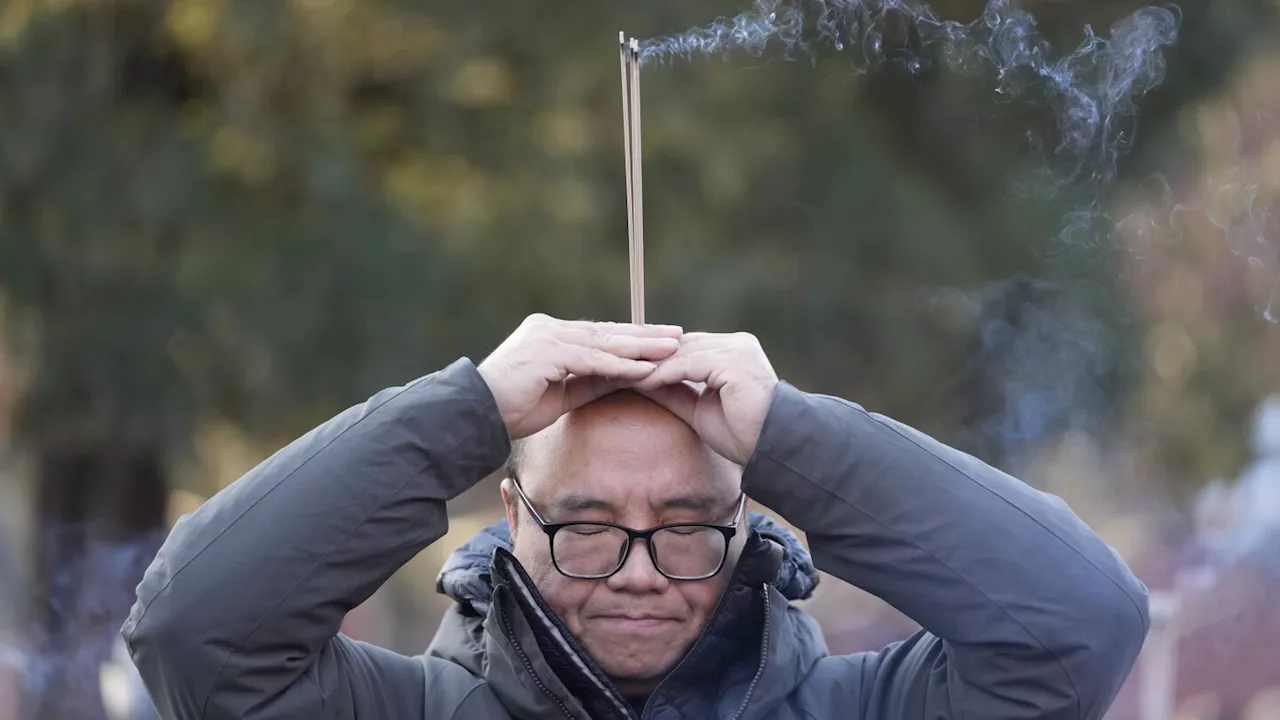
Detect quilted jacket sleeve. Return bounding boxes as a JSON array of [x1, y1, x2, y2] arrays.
[[122, 359, 512, 720], [743, 382, 1149, 720]]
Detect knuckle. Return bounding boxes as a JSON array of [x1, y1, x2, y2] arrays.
[[535, 335, 560, 355]]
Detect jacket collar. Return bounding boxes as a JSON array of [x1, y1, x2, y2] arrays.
[[430, 514, 826, 719]]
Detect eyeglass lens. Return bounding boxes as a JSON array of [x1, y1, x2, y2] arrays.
[[553, 525, 727, 579]]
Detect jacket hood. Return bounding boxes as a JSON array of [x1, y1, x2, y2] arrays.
[[436, 511, 821, 616]]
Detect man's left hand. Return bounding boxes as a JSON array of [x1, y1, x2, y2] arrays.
[[632, 332, 779, 466]]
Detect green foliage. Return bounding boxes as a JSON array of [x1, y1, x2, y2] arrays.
[[0, 0, 1276, 492]]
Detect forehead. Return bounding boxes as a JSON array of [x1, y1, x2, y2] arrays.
[[519, 392, 740, 508]]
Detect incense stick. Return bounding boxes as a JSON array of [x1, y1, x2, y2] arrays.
[[630, 38, 644, 326], [620, 33, 644, 325], [619, 34, 636, 324]]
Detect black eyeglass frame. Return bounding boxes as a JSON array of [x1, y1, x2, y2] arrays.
[[508, 476, 748, 581]]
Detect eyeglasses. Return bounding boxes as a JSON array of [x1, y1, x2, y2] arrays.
[[508, 477, 746, 581]]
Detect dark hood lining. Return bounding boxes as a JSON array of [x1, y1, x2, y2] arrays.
[[493, 548, 635, 719], [489, 533, 783, 719]]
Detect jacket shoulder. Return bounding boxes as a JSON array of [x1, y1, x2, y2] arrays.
[[420, 656, 511, 719]]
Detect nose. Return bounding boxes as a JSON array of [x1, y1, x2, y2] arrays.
[[605, 538, 670, 594]]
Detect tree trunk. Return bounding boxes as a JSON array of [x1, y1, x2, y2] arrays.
[[23, 442, 167, 720]]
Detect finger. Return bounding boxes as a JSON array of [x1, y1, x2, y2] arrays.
[[562, 375, 620, 412], [674, 331, 721, 343], [558, 319, 684, 338], [633, 347, 719, 390], [676, 331, 746, 345], [635, 383, 700, 426], [556, 342, 657, 381], [559, 328, 680, 361]]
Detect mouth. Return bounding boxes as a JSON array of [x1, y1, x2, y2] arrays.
[[594, 615, 678, 632]]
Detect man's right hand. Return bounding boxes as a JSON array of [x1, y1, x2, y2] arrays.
[[477, 314, 683, 439]]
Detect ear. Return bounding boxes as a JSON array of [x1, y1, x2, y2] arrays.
[[500, 477, 519, 542]]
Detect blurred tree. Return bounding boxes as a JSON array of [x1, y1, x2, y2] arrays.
[[0, 0, 1276, 715]]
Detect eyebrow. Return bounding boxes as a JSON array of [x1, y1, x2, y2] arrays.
[[658, 494, 733, 513], [547, 492, 738, 518], [549, 494, 618, 515]]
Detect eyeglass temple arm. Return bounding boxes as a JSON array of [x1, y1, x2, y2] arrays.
[[509, 476, 553, 527]]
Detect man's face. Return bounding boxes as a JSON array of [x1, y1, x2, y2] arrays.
[[503, 392, 746, 699]]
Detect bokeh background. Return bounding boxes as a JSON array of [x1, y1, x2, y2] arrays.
[[1, 0, 1279, 718]]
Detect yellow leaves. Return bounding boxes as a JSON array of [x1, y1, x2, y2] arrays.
[[180, 415, 266, 494], [384, 153, 488, 236], [450, 57, 514, 108], [165, 488, 207, 526], [353, 106, 406, 153], [209, 126, 276, 186], [290, 0, 447, 78], [362, 15, 447, 75], [1, 0, 98, 45], [166, 0, 221, 53], [383, 153, 436, 224], [0, 0, 84, 46], [536, 108, 592, 156], [0, 0, 34, 47]]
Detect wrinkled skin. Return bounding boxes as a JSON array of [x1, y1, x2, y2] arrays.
[[502, 392, 746, 700]]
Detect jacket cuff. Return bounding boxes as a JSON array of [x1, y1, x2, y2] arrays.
[[393, 357, 512, 499]]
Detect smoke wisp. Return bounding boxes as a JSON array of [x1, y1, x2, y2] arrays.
[[641, 0, 1179, 198], [1192, 396, 1280, 576], [4, 525, 164, 720], [1114, 168, 1280, 324], [924, 276, 1116, 469]]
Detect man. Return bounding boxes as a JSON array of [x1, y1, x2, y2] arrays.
[[123, 314, 1150, 719]]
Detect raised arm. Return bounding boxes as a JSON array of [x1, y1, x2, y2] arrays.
[[122, 359, 510, 720], [122, 316, 684, 720], [746, 384, 1149, 719], [636, 331, 1149, 720]]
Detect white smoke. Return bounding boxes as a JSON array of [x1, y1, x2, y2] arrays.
[[639, 0, 1179, 196], [1194, 394, 1280, 572]]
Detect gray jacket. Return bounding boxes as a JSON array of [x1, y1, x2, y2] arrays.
[[122, 358, 1150, 720]]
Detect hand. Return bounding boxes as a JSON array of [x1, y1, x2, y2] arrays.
[[633, 332, 779, 465], [477, 314, 683, 439]]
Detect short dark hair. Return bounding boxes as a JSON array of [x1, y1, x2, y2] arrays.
[[502, 437, 527, 482], [503, 437, 528, 521]]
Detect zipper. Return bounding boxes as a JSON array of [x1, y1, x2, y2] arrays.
[[637, 581, 734, 720], [731, 588, 772, 720], [499, 598, 579, 720], [499, 553, 634, 719], [639, 535, 778, 720]]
